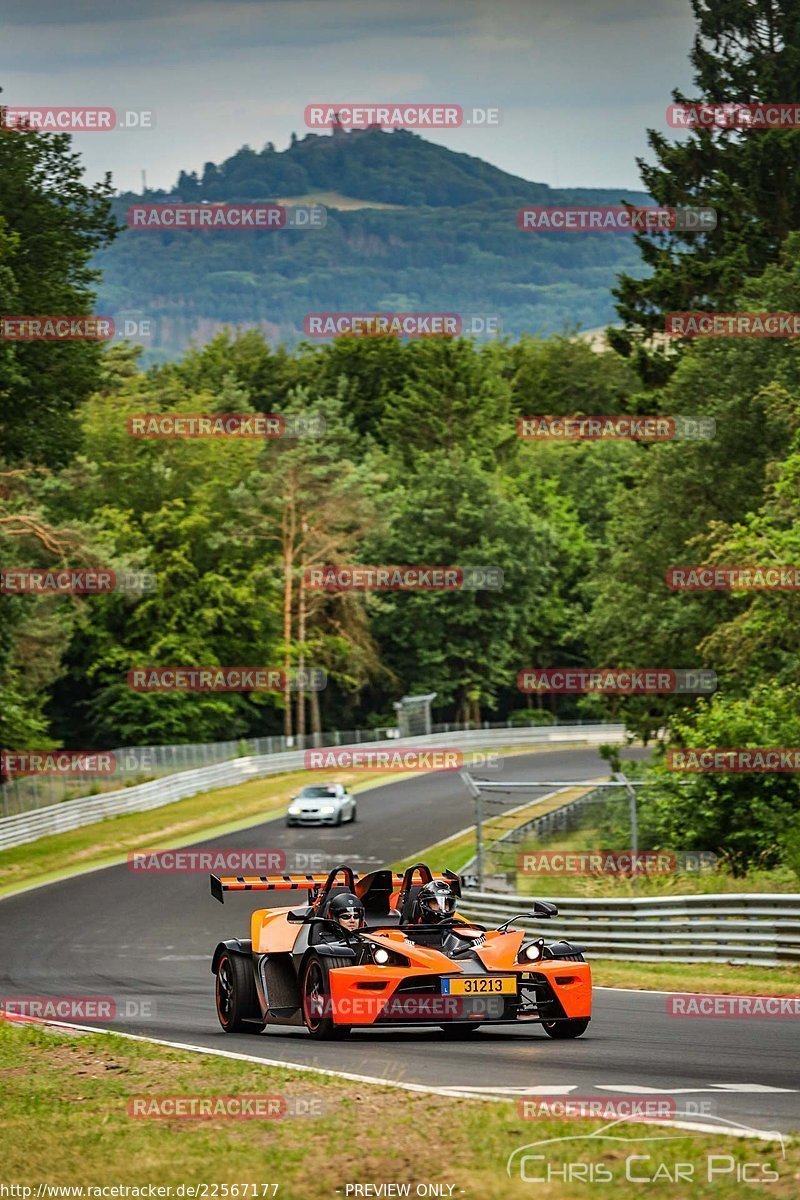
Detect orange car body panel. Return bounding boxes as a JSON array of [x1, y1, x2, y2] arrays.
[[323, 928, 592, 1025], [251, 908, 299, 953]]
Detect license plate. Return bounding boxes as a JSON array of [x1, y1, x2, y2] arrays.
[[441, 976, 516, 996]]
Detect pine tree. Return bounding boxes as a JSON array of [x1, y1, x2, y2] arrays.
[[612, 0, 800, 362]]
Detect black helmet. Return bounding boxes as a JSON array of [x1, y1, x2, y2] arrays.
[[328, 892, 365, 929], [415, 879, 457, 923]]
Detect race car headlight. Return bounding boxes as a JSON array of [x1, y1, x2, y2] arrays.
[[320, 805, 335, 814], [288, 805, 301, 815], [367, 943, 410, 967], [519, 939, 544, 963]]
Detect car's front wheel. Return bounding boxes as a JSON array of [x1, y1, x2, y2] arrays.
[[301, 955, 351, 1039], [541, 1017, 590, 1039], [215, 951, 262, 1033]]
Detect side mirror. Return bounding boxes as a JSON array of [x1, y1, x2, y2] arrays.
[[530, 901, 558, 918]]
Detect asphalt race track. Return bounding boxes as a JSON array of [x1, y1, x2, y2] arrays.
[[1, 746, 797, 1135]]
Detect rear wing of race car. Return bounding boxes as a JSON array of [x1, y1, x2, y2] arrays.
[[210, 872, 360, 903], [210, 864, 460, 904]]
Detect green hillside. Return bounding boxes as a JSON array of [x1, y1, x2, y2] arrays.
[[97, 128, 651, 360]]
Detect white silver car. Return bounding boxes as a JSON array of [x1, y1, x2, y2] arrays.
[[285, 783, 357, 827]]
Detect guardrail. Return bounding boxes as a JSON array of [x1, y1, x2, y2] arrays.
[[458, 890, 800, 965], [0, 718, 618, 816], [0, 723, 626, 852]]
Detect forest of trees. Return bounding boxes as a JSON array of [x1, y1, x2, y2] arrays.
[[4, 0, 800, 871]]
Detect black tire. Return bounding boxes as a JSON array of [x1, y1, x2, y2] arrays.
[[541, 1017, 590, 1039], [440, 1023, 481, 1037], [301, 954, 352, 1039], [215, 951, 262, 1033]]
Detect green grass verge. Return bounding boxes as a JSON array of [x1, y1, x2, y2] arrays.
[[591, 958, 800, 995], [392, 784, 598, 875], [508, 824, 800, 897], [0, 1020, 795, 1197]]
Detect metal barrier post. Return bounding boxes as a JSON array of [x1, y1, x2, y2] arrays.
[[615, 770, 639, 892]]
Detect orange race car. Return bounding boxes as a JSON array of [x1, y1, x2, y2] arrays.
[[210, 862, 591, 1039]]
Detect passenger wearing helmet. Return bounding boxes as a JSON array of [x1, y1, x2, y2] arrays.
[[413, 879, 457, 925], [327, 891, 365, 935]]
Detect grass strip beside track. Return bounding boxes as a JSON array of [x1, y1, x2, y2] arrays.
[[0, 1019, 794, 1198], [591, 959, 800, 995], [392, 783, 597, 874]]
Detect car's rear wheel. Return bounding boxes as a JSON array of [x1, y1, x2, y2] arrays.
[[301, 955, 351, 1039], [440, 1023, 481, 1037], [541, 1017, 590, 1039], [215, 951, 262, 1033]]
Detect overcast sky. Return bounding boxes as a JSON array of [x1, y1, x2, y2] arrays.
[[1, 0, 696, 193]]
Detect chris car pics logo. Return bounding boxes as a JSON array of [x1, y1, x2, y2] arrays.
[[506, 1115, 785, 1184]]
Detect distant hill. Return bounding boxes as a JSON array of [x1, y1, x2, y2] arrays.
[[96, 128, 651, 360]]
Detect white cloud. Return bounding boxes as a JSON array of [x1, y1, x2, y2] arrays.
[[1, 0, 696, 192]]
